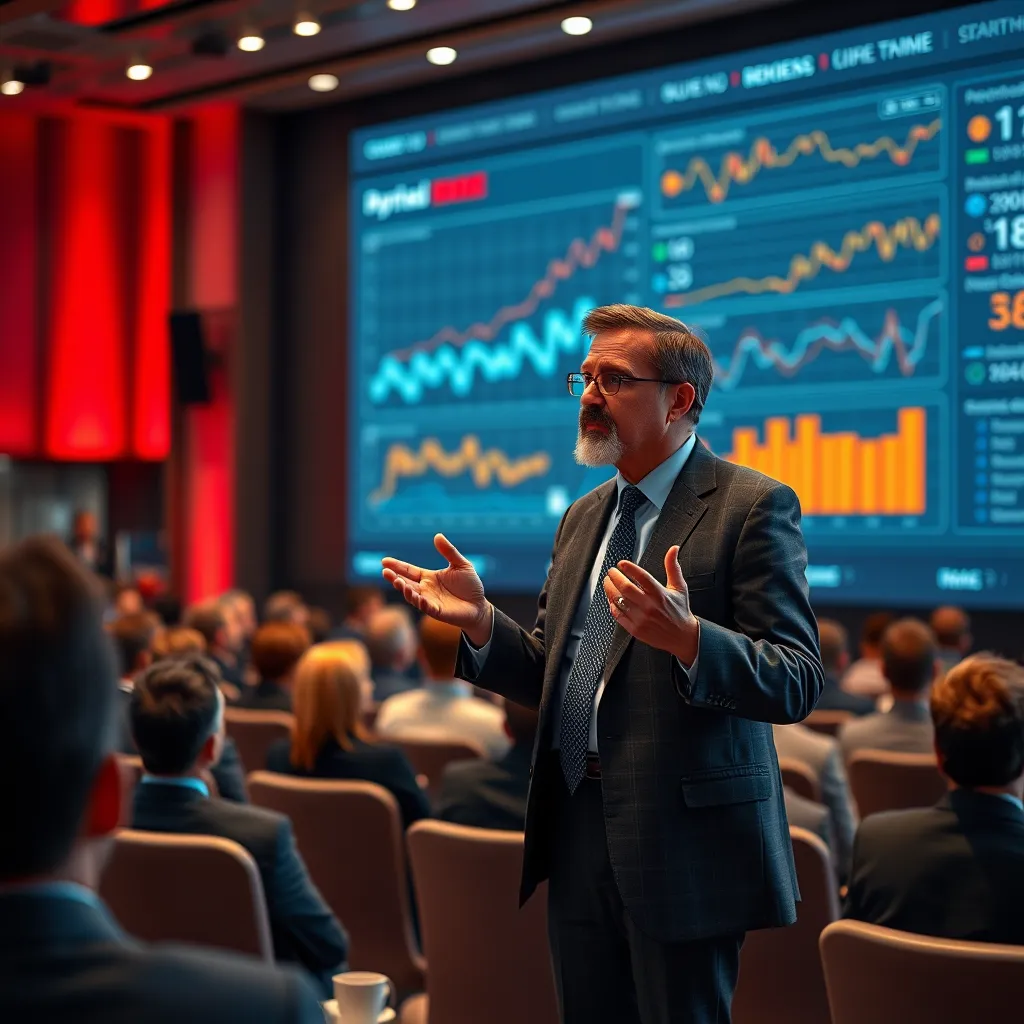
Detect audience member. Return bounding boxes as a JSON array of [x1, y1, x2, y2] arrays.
[[844, 655, 1024, 943], [376, 616, 511, 760], [152, 591, 183, 627], [436, 701, 539, 830], [772, 722, 857, 879], [813, 619, 876, 716], [839, 618, 938, 763], [307, 606, 332, 645], [243, 622, 311, 712], [841, 611, 895, 698], [332, 585, 385, 641], [113, 583, 144, 617], [129, 656, 348, 994], [365, 605, 420, 701], [67, 508, 112, 577], [265, 641, 430, 829], [185, 600, 246, 689], [264, 590, 310, 628], [930, 605, 972, 678], [109, 611, 160, 684], [783, 788, 835, 855], [220, 589, 258, 647], [0, 536, 324, 1023], [153, 625, 206, 660]]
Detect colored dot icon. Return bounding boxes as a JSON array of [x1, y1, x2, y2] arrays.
[[965, 362, 986, 385], [967, 232, 987, 252], [965, 193, 987, 217], [967, 115, 991, 143], [661, 169, 684, 198]]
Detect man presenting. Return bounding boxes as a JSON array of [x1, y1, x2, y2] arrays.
[[382, 304, 823, 1024]]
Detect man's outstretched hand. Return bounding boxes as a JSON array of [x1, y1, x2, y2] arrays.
[[382, 534, 492, 645]]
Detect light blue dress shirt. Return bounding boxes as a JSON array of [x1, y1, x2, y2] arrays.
[[467, 433, 699, 753], [140, 776, 210, 798]]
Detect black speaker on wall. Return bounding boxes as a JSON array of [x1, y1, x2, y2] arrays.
[[169, 311, 211, 404]]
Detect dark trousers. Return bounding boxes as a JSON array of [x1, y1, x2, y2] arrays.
[[547, 770, 743, 1024]]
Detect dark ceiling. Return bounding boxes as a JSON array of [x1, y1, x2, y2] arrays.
[[0, 0, 789, 112]]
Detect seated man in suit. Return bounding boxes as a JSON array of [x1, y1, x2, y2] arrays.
[[783, 788, 835, 855], [929, 605, 972, 679], [845, 654, 1024, 943], [0, 536, 324, 1024], [242, 621, 311, 712], [813, 619, 876, 716], [365, 605, 421, 701], [436, 701, 539, 830], [184, 600, 246, 690], [129, 656, 349, 995], [839, 618, 938, 763], [841, 611, 895, 699], [111, 613, 248, 803]]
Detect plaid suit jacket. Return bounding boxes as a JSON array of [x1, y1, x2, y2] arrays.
[[456, 438, 824, 941]]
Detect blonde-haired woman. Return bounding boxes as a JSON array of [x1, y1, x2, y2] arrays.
[[266, 640, 430, 827]]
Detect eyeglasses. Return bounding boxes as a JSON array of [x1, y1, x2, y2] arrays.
[[566, 372, 684, 397]]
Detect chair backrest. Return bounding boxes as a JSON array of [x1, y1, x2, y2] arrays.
[[116, 755, 143, 824], [847, 750, 946, 817], [393, 736, 485, 799], [406, 820, 559, 1024], [224, 708, 294, 773], [820, 919, 1024, 1024], [246, 772, 425, 997], [803, 710, 853, 737], [100, 829, 273, 960], [732, 827, 839, 1024], [778, 757, 820, 802]]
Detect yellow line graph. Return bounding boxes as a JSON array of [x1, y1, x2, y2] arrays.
[[661, 118, 942, 203], [666, 213, 941, 309], [370, 435, 552, 504]]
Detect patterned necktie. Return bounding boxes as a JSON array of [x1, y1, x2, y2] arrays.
[[559, 485, 647, 793]]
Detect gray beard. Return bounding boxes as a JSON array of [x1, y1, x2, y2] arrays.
[[574, 424, 624, 467]]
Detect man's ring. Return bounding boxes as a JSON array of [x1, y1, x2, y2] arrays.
[[616, 596, 628, 613]]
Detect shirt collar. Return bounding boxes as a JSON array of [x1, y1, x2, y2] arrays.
[[996, 793, 1024, 811], [0, 880, 106, 913], [614, 433, 696, 512], [140, 775, 210, 798], [426, 680, 472, 698]]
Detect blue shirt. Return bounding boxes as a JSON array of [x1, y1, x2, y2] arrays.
[[140, 776, 210, 798]]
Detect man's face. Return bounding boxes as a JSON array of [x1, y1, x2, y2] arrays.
[[73, 512, 98, 544], [220, 608, 245, 654]]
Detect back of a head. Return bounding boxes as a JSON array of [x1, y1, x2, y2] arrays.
[[153, 625, 206, 660], [0, 537, 116, 880], [263, 589, 308, 625], [183, 600, 226, 648], [418, 615, 462, 680], [817, 619, 849, 676], [108, 612, 160, 676], [930, 605, 972, 651], [861, 611, 895, 653], [251, 621, 311, 681], [931, 655, 1024, 788], [307, 606, 332, 644], [130, 656, 223, 775], [366, 605, 415, 669], [343, 584, 385, 623], [504, 700, 540, 748], [881, 618, 937, 695]]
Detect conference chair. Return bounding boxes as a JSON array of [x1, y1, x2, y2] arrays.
[[732, 827, 839, 1024], [847, 750, 946, 817], [224, 708, 294, 773], [247, 772, 425, 998], [116, 755, 143, 824], [401, 821, 559, 1024], [100, 829, 273, 960], [803, 710, 853, 737], [393, 737, 485, 800], [820, 919, 1024, 1024], [777, 756, 821, 802]]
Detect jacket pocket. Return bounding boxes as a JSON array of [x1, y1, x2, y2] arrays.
[[686, 571, 715, 592], [680, 763, 771, 807]]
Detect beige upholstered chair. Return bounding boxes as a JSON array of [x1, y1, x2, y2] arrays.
[[820, 919, 1024, 1024], [393, 737, 485, 800], [100, 829, 273, 960], [247, 772, 425, 997], [777, 757, 821, 802], [847, 751, 946, 817], [803, 710, 853, 737], [401, 821, 558, 1024], [223, 708, 293, 773], [732, 827, 839, 1024]]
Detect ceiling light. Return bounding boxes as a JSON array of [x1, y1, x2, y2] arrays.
[[387, 0, 417, 9], [126, 62, 153, 81], [561, 16, 593, 35], [237, 32, 265, 52], [293, 13, 320, 36], [426, 46, 456, 66], [1, 77, 25, 96], [308, 73, 339, 92]]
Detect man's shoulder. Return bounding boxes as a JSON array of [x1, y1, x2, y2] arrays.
[[775, 722, 836, 764], [191, 796, 289, 847], [856, 804, 948, 848]]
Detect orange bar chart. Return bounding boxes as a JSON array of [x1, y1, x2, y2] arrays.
[[724, 407, 927, 516]]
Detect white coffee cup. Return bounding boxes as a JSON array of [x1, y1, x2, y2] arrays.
[[333, 972, 392, 1024]]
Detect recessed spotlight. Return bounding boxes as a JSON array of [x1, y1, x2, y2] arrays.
[[561, 16, 593, 36], [294, 14, 320, 36], [237, 32, 265, 52], [308, 73, 339, 92], [1, 78, 25, 96], [426, 46, 456, 66], [387, 0, 417, 9], [126, 62, 153, 81]]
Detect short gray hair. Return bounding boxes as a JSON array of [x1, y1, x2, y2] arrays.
[[581, 304, 714, 424], [365, 606, 415, 667]]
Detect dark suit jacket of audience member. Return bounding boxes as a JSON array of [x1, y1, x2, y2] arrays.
[[814, 673, 877, 716], [435, 744, 532, 831], [211, 653, 245, 690], [241, 680, 293, 713], [844, 789, 1024, 944], [266, 736, 431, 829], [117, 688, 248, 803], [0, 889, 325, 1024], [131, 782, 349, 994]]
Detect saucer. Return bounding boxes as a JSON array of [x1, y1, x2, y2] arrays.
[[322, 1001, 396, 1024]]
